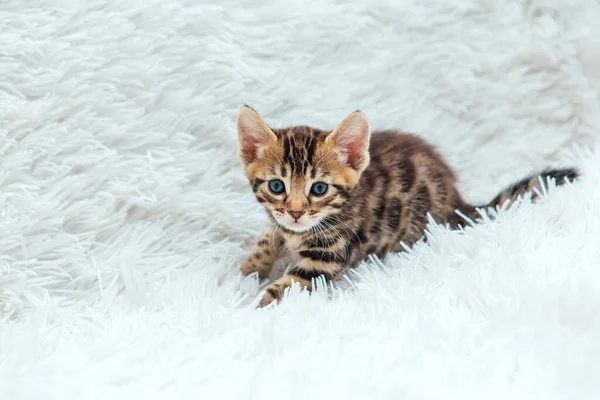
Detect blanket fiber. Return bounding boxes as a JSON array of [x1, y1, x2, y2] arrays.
[[1, 0, 600, 399]]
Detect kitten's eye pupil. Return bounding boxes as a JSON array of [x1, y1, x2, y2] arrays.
[[268, 179, 285, 194], [311, 182, 328, 196]]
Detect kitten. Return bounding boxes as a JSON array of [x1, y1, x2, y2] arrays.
[[236, 105, 578, 308]]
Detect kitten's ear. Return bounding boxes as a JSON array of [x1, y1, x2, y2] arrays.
[[237, 105, 278, 166], [326, 111, 371, 172]]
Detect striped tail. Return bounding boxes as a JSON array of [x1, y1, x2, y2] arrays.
[[482, 167, 579, 210], [455, 167, 579, 227]]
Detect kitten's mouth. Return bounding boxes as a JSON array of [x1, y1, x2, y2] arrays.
[[273, 213, 323, 233], [285, 221, 309, 232], [277, 218, 314, 233]]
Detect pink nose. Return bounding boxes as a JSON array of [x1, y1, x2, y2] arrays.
[[288, 210, 305, 221]]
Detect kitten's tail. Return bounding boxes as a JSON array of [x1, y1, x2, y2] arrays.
[[455, 167, 579, 227]]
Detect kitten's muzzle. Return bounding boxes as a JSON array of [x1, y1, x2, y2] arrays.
[[288, 210, 305, 221]]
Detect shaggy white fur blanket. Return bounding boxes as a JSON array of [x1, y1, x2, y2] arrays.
[[1, 0, 600, 399]]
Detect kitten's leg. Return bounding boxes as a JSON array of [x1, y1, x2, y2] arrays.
[[256, 251, 345, 308], [239, 229, 284, 278]]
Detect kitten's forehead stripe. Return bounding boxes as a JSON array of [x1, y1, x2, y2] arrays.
[[305, 132, 317, 164], [292, 138, 303, 174], [276, 127, 328, 176], [282, 134, 291, 168]]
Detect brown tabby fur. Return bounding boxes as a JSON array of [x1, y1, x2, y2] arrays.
[[236, 105, 579, 308]]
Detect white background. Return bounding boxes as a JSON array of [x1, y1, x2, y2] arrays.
[[1, 0, 599, 399]]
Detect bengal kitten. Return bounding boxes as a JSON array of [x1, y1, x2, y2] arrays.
[[236, 105, 578, 308]]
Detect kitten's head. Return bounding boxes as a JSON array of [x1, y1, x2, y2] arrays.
[[237, 105, 370, 233]]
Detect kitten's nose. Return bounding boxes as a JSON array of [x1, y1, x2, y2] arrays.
[[288, 210, 305, 221]]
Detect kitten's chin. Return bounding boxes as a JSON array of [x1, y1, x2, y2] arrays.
[[277, 221, 314, 233], [283, 222, 313, 233], [273, 216, 320, 233]]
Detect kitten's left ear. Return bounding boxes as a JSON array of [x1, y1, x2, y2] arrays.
[[326, 110, 371, 172], [237, 105, 278, 166]]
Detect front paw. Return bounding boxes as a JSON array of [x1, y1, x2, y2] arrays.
[[239, 260, 259, 277], [240, 258, 273, 279], [256, 285, 282, 308]]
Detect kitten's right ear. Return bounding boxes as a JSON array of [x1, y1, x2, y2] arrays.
[[326, 110, 371, 173], [237, 105, 278, 166]]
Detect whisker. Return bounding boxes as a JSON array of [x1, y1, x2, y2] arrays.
[[322, 216, 361, 262], [318, 218, 344, 246]]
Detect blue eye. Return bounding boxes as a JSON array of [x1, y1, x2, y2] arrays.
[[310, 182, 328, 196], [268, 179, 285, 194]]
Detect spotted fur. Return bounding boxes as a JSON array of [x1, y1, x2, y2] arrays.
[[236, 106, 579, 308]]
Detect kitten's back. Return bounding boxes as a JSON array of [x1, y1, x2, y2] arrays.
[[346, 130, 468, 258]]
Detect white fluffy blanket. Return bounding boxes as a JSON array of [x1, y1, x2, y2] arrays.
[[1, 0, 600, 399]]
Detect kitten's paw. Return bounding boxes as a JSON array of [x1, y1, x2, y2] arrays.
[[255, 284, 282, 308], [239, 260, 258, 277], [239, 259, 272, 278]]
